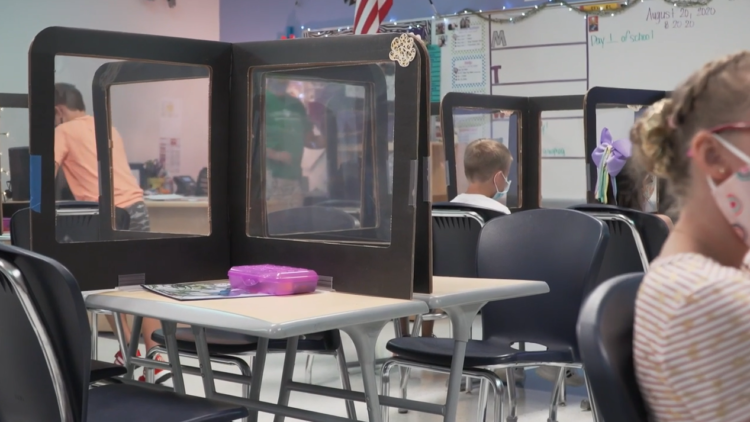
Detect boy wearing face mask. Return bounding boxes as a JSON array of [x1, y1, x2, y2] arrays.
[[452, 138, 512, 214]]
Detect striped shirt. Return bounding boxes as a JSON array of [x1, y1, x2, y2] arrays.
[[634, 252, 750, 421]]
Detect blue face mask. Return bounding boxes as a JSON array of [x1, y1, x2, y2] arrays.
[[492, 172, 511, 201]]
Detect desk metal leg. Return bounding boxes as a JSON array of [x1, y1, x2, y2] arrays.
[[342, 321, 389, 422], [91, 310, 99, 360], [114, 313, 141, 380], [161, 321, 186, 394], [250, 338, 269, 422], [192, 326, 217, 398], [273, 336, 299, 422], [443, 303, 486, 422]]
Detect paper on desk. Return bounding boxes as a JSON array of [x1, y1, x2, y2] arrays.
[[143, 282, 270, 301]]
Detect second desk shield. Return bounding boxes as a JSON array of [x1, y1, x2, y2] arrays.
[[231, 34, 431, 299], [584, 87, 669, 210]]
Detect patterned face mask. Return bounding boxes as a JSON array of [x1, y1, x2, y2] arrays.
[[707, 135, 750, 245]]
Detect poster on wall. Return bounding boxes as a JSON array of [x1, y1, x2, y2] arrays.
[[159, 99, 182, 175], [434, 14, 490, 97], [159, 138, 181, 176], [434, 14, 491, 151]]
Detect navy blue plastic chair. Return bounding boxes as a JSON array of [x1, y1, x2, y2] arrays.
[[9, 203, 129, 384], [394, 208, 493, 405], [570, 204, 669, 264], [577, 272, 649, 422], [0, 242, 247, 422], [267, 206, 358, 235], [432, 201, 506, 223], [384, 209, 609, 422]]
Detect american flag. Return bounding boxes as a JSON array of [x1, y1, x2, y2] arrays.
[[353, 0, 393, 35]]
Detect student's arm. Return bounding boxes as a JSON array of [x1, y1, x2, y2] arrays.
[[54, 126, 69, 176], [267, 149, 292, 164], [655, 213, 674, 230]]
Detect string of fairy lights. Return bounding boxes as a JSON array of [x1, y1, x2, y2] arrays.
[[309, 0, 716, 36], [450, 0, 715, 25]]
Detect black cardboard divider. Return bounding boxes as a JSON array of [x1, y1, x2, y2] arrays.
[[440, 93, 533, 210], [29, 28, 431, 298], [584, 87, 669, 206], [229, 35, 429, 299], [413, 40, 432, 295], [29, 27, 233, 291], [0, 93, 28, 109]]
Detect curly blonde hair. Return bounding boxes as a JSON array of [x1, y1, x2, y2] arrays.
[[630, 51, 750, 211]]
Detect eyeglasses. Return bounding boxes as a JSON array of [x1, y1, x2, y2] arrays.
[[687, 122, 750, 157], [708, 122, 750, 134]]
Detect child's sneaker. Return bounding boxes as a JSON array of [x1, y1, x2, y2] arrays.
[[138, 354, 172, 384], [113, 349, 141, 366]]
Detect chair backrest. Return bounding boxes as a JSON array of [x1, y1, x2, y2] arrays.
[[571, 204, 668, 261], [10, 208, 31, 249], [579, 211, 648, 284], [11, 204, 131, 248], [195, 167, 209, 197], [577, 272, 648, 422], [0, 243, 91, 421], [478, 209, 608, 355], [433, 201, 506, 223], [432, 209, 485, 277], [267, 206, 357, 235]]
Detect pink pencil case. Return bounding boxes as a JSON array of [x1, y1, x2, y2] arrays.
[[227, 265, 318, 296]]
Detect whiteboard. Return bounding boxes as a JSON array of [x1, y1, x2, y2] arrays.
[[596, 108, 636, 146], [490, 7, 588, 97], [541, 110, 584, 158], [588, 0, 746, 90]]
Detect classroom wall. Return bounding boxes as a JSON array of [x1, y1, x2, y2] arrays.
[[219, 0, 546, 42], [0, 0, 219, 190]]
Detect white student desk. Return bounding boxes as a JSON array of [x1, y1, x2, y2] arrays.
[[85, 277, 548, 422]]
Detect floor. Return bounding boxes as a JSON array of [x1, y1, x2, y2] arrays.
[[96, 318, 594, 422]]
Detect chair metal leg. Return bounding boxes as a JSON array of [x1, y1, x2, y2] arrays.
[[334, 347, 357, 420], [547, 365, 566, 422], [305, 355, 314, 384], [491, 376, 505, 422], [396, 314, 424, 408], [392, 319, 403, 338], [505, 368, 518, 422], [380, 360, 396, 422], [235, 355, 252, 422], [90, 310, 99, 360], [476, 379, 489, 422], [584, 371, 600, 422], [558, 371, 567, 406]]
